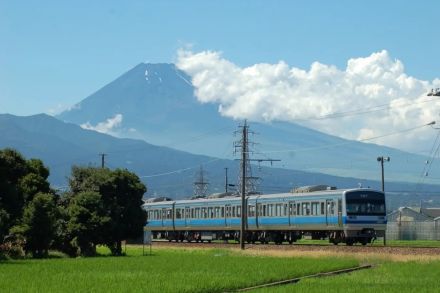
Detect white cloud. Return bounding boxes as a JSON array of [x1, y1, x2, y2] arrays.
[[81, 114, 123, 135], [177, 49, 440, 153]]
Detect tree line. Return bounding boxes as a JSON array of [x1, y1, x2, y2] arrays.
[[0, 148, 147, 258]]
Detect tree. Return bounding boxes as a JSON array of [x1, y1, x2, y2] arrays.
[[0, 149, 51, 231], [104, 169, 147, 255], [67, 191, 110, 256], [0, 149, 28, 227], [68, 166, 147, 255], [0, 207, 9, 242], [13, 193, 58, 258]]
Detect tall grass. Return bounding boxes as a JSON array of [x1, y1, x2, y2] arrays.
[[0, 247, 357, 292]]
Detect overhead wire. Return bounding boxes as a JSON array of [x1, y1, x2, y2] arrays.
[[256, 122, 434, 155]]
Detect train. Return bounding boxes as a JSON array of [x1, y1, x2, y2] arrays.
[[142, 186, 386, 246]]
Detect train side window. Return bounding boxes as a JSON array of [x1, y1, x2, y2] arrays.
[[311, 202, 319, 216], [176, 209, 181, 219], [208, 207, 213, 218], [321, 202, 325, 215], [327, 202, 335, 215], [232, 206, 236, 217], [284, 204, 288, 216], [302, 203, 310, 216], [237, 206, 241, 217], [296, 203, 301, 215], [289, 203, 295, 215], [248, 205, 255, 217], [221, 207, 225, 217], [262, 205, 266, 217]]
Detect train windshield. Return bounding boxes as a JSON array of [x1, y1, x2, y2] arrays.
[[345, 191, 385, 216]]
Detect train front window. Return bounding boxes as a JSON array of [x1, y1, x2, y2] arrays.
[[345, 191, 385, 216]]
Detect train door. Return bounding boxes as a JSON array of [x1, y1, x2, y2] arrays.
[[256, 203, 261, 229], [161, 208, 166, 227], [326, 200, 336, 227], [288, 201, 295, 227], [225, 204, 231, 227], [337, 199, 343, 227], [185, 206, 190, 227]]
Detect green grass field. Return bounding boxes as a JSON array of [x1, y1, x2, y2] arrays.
[[255, 261, 440, 292], [0, 247, 357, 292]]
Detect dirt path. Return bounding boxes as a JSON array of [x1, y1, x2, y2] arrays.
[[151, 241, 440, 261]]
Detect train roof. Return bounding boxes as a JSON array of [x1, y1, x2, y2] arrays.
[[142, 188, 382, 207]]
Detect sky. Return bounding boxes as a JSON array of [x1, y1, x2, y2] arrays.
[[1, 1, 440, 153]]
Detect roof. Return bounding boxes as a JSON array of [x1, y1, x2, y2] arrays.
[[387, 207, 440, 222], [421, 208, 440, 219], [143, 188, 380, 206]]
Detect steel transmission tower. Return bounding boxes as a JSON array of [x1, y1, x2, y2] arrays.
[[193, 165, 209, 198]]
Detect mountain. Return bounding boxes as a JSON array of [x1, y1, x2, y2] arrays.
[[2, 113, 439, 210], [57, 63, 440, 183]]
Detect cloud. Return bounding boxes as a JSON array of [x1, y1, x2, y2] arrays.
[[81, 114, 123, 135], [177, 49, 440, 153]]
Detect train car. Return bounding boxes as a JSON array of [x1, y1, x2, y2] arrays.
[[143, 188, 386, 245]]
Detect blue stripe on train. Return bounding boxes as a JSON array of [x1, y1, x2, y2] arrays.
[[146, 216, 350, 227]]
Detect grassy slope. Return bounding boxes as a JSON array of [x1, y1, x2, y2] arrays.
[[0, 247, 357, 293]]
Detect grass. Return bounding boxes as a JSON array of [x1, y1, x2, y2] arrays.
[[254, 261, 440, 292], [0, 246, 358, 293]]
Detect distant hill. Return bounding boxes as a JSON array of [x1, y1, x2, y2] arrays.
[[1, 113, 440, 210], [57, 63, 440, 183]]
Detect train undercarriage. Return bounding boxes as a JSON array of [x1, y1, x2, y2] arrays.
[[152, 229, 380, 246]]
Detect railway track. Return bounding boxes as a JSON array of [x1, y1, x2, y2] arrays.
[[152, 240, 440, 255]]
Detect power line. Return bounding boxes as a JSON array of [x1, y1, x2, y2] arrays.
[[257, 122, 434, 155], [291, 96, 440, 122], [138, 157, 222, 178]]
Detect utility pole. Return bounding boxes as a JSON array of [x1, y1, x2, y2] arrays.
[[225, 167, 229, 193], [240, 122, 247, 250], [99, 153, 107, 168], [377, 156, 390, 246], [377, 156, 390, 192], [234, 120, 280, 250]]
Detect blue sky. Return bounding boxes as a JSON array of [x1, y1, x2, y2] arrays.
[[1, 0, 439, 116]]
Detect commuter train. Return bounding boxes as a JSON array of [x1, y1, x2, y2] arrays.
[[143, 187, 386, 245]]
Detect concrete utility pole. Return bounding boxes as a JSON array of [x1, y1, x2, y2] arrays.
[[377, 156, 390, 246], [234, 120, 280, 250], [240, 121, 248, 250], [225, 167, 229, 193], [377, 156, 390, 192], [99, 153, 107, 168]]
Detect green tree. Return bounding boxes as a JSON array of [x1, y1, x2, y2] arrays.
[[105, 169, 147, 255], [0, 207, 9, 242], [67, 191, 110, 256], [13, 193, 58, 258], [0, 149, 52, 231], [68, 166, 147, 255], [0, 149, 28, 227]]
